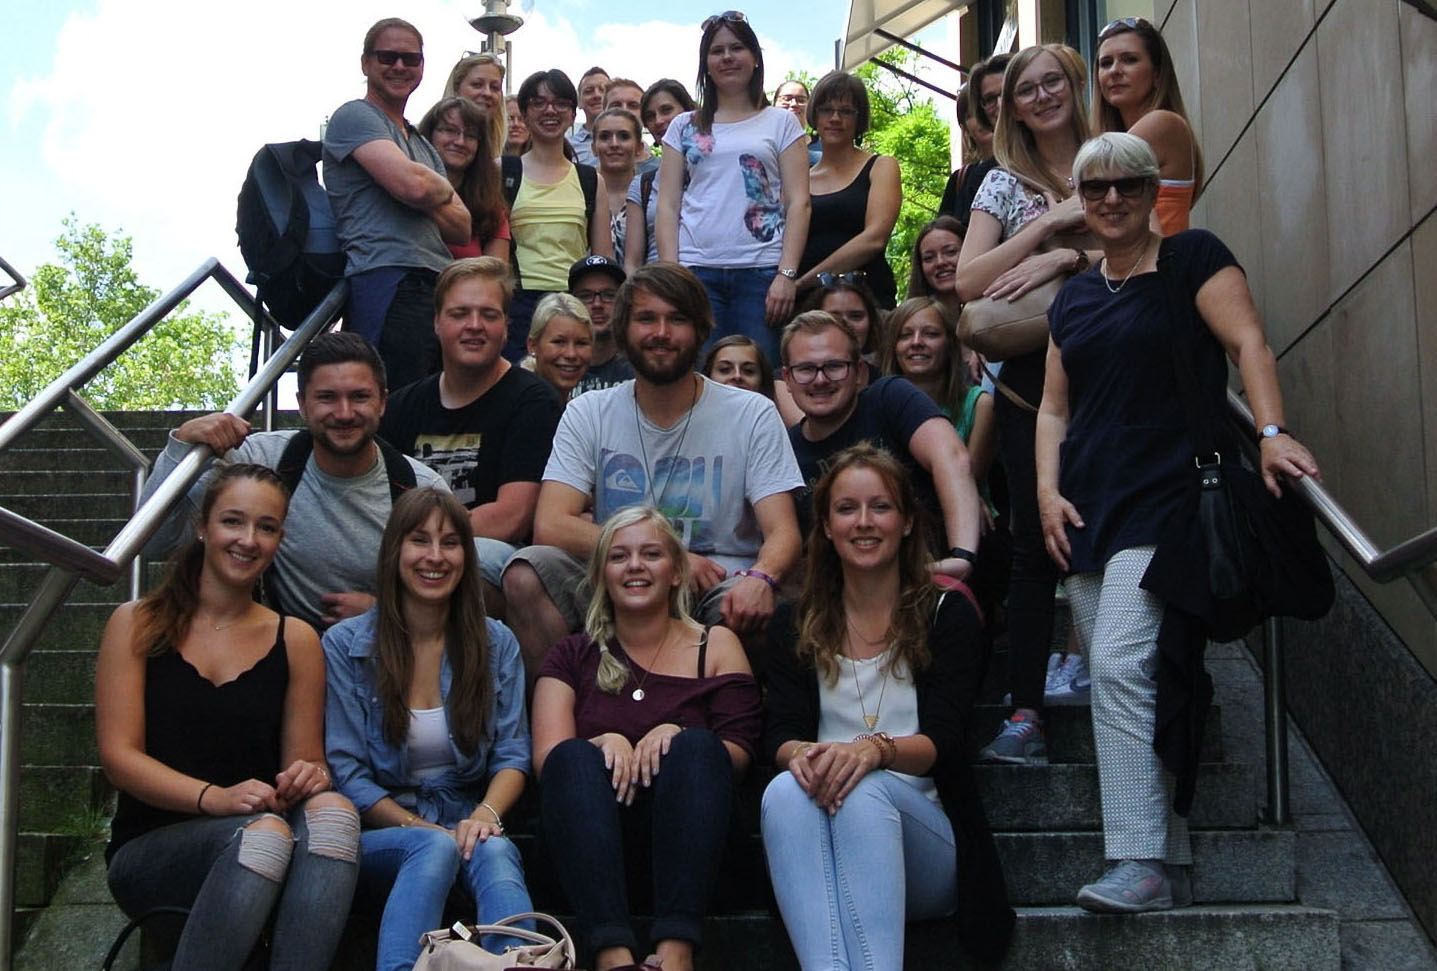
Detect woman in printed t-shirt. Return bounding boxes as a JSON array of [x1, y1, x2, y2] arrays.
[[657, 10, 810, 368]]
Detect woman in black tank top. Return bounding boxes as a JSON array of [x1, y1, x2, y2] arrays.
[[96, 464, 359, 971]]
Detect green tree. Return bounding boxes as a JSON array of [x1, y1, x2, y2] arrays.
[[857, 51, 956, 296], [0, 217, 243, 410]]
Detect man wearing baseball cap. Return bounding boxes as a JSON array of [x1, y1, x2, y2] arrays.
[[567, 254, 634, 395]]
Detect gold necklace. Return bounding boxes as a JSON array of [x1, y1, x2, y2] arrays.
[[846, 622, 891, 730], [628, 628, 676, 702]]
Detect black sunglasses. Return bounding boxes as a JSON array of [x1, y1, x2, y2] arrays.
[[1098, 17, 1152, 40], [372, 50, 423, 68], [702, 10, 748, 30], [816, 271, 867, 287], [1078, 176, 1153, 201]]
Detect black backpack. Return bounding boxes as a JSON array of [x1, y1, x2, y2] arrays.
[[236, 140, 346, 330]]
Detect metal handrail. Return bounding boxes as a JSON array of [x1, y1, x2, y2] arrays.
[[1225, 389, 1437, 826], [0, 265, 345, 968], [0, 255, 25, 302]]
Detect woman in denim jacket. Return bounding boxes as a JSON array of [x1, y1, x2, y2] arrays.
[[324, 488, 533, 970]]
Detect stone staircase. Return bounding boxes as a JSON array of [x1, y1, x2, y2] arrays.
[[0, 409, 1367, 968]]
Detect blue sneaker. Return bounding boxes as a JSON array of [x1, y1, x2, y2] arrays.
[[1075, 860, 1174, 913], [978, 713, 1047, 764]]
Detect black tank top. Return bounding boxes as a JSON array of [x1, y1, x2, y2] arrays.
[[798, 155, 898, 308], [107, 615, 289, 861]]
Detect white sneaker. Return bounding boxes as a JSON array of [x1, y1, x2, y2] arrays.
[[1046, 653, 1091, 706]]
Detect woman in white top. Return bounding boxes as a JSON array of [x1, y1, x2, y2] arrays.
[[657, 10, 810, 368]]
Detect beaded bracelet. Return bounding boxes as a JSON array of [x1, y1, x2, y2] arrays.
[[855, 732, 897, 769]]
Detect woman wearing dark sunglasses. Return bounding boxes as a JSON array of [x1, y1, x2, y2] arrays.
[[795, 70, 900, 309], [1037, 132, 1318, 913], [657, 9, 811, 367], [1092, 17, 1202, 235]]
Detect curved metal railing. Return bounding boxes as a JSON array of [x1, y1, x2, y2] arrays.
[[0, 264, 345, 967]]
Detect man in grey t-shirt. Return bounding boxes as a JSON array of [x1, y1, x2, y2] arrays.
[[323, 17, 470, 391], [140, 333, 447, 630], [502, 263, 803, 678]]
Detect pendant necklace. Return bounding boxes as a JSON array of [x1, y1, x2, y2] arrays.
[[629, 629, 675, 702], [1102, 234, 1152, 294], [846, 619, 891, 730], [633, 375, 698, 510]]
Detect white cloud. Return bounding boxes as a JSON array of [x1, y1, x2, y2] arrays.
[[4, 0, 831, 327]]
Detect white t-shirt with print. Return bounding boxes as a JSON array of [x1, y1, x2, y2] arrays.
[[662, 107, 805, 268], [542, 376, 803, 575]]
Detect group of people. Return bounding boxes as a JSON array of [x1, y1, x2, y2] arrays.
[[95, 12, 1323, 971]]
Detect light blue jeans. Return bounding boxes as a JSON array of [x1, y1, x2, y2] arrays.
[[761, 770, 958, 971], [690, 265, 781, 367], [357, 825, 533, 971]]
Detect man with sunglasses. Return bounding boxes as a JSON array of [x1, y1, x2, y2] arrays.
[[781, 311, 983, 581], [323, 17, 471, 393]]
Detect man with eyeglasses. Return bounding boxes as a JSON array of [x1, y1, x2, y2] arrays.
[[567, 255, 634, 394], [323, 17, 470, 392], [502, 262, 803, 679], [781, 311, 982, 581]]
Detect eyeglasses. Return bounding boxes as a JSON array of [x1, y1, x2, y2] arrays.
[[434, 124, 480, 143], [815, 105, 857, 119], [575, 288, 618, 304], [372, 50, 423, 68], [776, 93, 809, 105], [1013, 72, 1068, 104], [702, 10, 748, 30], [787, 359, 854, 384], [529, 97, 575, 113], [1099, 16, 1152, 40], [816, 271, 866, 287], [1077, 176, 1153, 200]]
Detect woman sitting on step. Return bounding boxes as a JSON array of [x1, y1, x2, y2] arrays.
[[761, 444, 1013, 969], [323, 487, 534, 970], [96, 463, 359, 971], [531, 506, 761, 971]]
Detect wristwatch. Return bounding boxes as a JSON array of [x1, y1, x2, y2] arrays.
[[1257, 424, 1288, 442], [778, 267, 798, 280], [1071, 249, 1090, 272]]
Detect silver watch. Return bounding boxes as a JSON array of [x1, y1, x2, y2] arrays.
[[778, 268, 798, 280]]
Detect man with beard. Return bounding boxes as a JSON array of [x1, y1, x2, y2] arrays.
[[139, 332, 447, 630], [502, 262, 803, 679]]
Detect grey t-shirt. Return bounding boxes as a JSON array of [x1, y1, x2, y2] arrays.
[[323, 99, 451, 277], [542, 376, 803, 575], [140, 430, 448, 628]]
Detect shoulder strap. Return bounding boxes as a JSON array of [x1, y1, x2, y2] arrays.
[[500, 154, 523, 209], [375, 435, 419, 502], [576, 163, 599, 223], [696, 625, 710, 678], [639, 167, 659, 257], [275, 429, 314, 496]]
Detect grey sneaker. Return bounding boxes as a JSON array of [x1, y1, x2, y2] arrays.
[[1046, 653, 1091, 706], [1075, 860, 1174, 913], [978, 714, 1047, 764]]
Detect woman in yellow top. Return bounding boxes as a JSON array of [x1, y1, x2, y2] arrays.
[[1091, 17, 1202, 235], [504, 68, 612, 363]]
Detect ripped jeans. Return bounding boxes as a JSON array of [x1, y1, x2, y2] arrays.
[[106, 796, 360, 971]]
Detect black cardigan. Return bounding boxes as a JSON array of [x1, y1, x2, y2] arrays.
[[762, 592, 1015, 966]]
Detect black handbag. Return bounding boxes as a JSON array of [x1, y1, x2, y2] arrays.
[[1145, 249, 1334, 641]]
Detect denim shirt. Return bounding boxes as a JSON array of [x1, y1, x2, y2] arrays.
[[323, 609, 531, 828]]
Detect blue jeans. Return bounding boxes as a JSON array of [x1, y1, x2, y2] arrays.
[[107, 800, 359, 971], [357, 825, 534, 971], [538, 730, 734, 956], [689, 265, 780, 367], [346, 267, 440, 392], [761, 771, 958, 971]]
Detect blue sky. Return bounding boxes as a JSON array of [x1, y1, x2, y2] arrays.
[[1, 0, 954, 326]]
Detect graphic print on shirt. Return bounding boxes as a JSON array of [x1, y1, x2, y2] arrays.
[[739, 153, 782, 242], [599, 448, 724, 553], [413, 433, 482, 506]]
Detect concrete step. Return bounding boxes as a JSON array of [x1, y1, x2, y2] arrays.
[[18, 766, 112, 832], [978, 761, 1257, 831], [971, 703, 1225, 764], [0, 565, 128, 605], [0, 492, 137, 521], [0, 605, 116, 653], [21, 704, 98, 766], [14, 832, 86, 907], [0, 470, 136, 496], [0, 448, 157, 473], [25, 651, 98, 703]]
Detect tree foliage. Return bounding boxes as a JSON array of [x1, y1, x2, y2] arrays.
[[0, 217, 242, 411]]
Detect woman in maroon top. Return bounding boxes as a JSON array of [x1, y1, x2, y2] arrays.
[[532, 505, 760, 971]]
